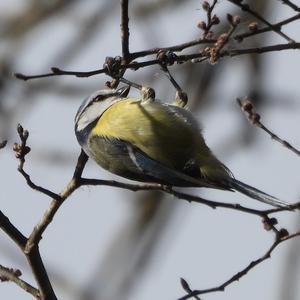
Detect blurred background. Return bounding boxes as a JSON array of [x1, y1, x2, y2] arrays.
[[0, 1, 299, 300]]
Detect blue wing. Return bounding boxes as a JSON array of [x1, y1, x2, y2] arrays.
[[109, 138, 211, 187]]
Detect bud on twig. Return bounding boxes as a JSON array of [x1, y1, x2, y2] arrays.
[[248, 22, 258, 32], [232, 15, 241, 25], [277, 228, 289, 239], [211, 14, 220, 25], [197, 21, 207, 30], [240, 99, 253, 113], [202, 1, 210, 11]]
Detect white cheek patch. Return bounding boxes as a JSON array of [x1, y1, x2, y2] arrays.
[[76, 104, 102, 131], [76, 98, 123, 132]]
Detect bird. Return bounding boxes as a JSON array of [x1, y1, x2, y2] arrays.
[[74, 85, 288, 208]]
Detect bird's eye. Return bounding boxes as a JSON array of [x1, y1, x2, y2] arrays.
[[94, 95, 105, 102]]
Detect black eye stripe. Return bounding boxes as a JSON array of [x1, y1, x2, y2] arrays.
[[94, 95, 106, 101], [93, 92, 118, 102], [75, 89, 125, 124]]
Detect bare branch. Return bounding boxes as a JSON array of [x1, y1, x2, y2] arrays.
[[14, 41, 300, 82], [130, 38, 215, 59], [227, 0, 295, 43], [200, 0, 219, 38], [237, 98, 300, 157], [25, 150, 88, 253], [0, 211, 56, 300], [6, 2, 300, 299], [120, 0, 130, 60], [13, 124, 61, 200], [0, 210, 27, 250], [79, 177, 299, 217], [234, 13, 300, 42], [280, 0, 300, 12], [0, 265, 40, 298], [222, 42, 300, 56], [7, 128, 90, 299], [178, 230, 300, 300]]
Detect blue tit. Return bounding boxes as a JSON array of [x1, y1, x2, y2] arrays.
[[75, 86, 288, 208]]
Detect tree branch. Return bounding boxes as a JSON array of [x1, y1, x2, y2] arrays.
[[14, 41, 300, 82], [13, 124, 61, 200], [0, 210, 27, 250], [25, 150, 88, 253], [120, 0, 130, 60], [237, 98, 300, 157], [178, 230, 300, 300], [0, 211, 56, 300], [0, 265, 40, 298], [280, 0, 300, 12], [227, 0, 295, 43], [0, 140, 7, 149], [234, 13, 300, 42], [79, 178, 299, 218]]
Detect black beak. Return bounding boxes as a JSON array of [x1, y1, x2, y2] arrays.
[[117, 85, 130, 97]]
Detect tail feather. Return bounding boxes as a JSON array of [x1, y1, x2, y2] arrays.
[[227, 178, 289, 208]]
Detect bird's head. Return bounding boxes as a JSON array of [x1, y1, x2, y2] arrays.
[[75, 86, 130, 132]]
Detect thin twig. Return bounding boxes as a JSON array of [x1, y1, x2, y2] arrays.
[[130, 38, 215, 60], [0, 265, 40, 298], [280, 0, 300, 12], [178, 230, 300, 300], [202, 0, 219, 38], [160, 64, 183, 92], [13, 124, 61, 200], [14, 41, 300, 82], [234, 13, 300, 42], [237, 98, 300, 157], [227, 0, 295, 43], [0, 140, 7, 149], [108, 0, 131, 89], [223, 42, 300, 56], [25, 150, 88, 253], [120, 0, 130, 60], [79, 178, 299, 216]]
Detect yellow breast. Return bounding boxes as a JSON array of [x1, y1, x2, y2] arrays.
[[91, 99, 198, 170]]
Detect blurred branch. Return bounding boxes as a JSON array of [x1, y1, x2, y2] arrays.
[[1, 0, 78, 38], [280, 0, 300, 12], [134, 0, 190, 18], [238, 98, 300, 157], [79, 192, 175, 300], [178, 230, 300, 300], [0, 140, 7, 149], [279, 216, 300, 300]]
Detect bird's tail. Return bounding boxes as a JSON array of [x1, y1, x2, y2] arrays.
[[227, 178, 289, 208]]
